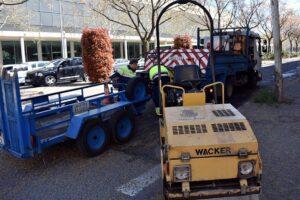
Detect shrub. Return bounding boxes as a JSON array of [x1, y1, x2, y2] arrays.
[[253, 89, 277, 105], [173, 34, 192, 49], [81, 28, 114, 83]]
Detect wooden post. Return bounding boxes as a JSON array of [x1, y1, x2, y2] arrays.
[[270, 0, 283, 102]]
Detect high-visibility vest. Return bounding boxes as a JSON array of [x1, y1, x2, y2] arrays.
[[117, 65, 136, 78], [149, 65, 171, 80]]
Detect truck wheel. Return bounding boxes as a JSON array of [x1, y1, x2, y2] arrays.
[[247, 71, 258, 89], [125, 77, 147, 100], [111, 111, 135, 144], [77, 119, 110, 157], [225, 78, 234, 98], [45, 75, 57, 86]]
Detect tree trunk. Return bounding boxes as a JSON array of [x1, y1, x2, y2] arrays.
[[267, 38, 272, 53], [142, 40, 150, 59], [271, 0, 283, 103], [289, 39, 293, 53]]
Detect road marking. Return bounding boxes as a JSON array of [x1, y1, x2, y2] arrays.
[[210, 194, 260, 200], [116, 164, 161, 197]]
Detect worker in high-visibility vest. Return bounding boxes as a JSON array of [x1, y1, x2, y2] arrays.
[[117, 58, 139, 78], [111, 58, 139, 91], [149, 65, 172, 115]]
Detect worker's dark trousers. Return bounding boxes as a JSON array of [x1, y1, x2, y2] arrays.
[[152, 77, 170, 107]]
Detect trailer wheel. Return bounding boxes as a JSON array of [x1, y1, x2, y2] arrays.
[[125, 77, 147, 100], [77, 119, 110, 157], [225, 78, 234, 98], [111, 110, 135, 144]]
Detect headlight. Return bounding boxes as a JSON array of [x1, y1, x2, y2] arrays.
[[239, 161, 254, 177], [174, 165, 191, 182], [36, 72, 44, 77]]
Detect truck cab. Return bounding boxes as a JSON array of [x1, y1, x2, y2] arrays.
[[199, 28, 263, 95]]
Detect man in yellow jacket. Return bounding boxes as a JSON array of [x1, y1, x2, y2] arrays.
[[149, 65, 172, 115], [117, 58, 139, 78], [111, 58, 139, 91]]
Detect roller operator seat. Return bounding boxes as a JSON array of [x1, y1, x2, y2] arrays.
[[173, 65, 202, 91]]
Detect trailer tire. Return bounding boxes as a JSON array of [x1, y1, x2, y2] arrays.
[[125, 77, 147, 100], [111, 110, 135, 144], [77, 119, 110, 157]]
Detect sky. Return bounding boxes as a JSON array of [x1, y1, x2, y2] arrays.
[[286, 0, 300, 9]]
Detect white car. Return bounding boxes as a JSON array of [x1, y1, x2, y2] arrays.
[[113, 58, 129, 70], [2, 64, 28, 85], [138, 58, 145, 68], [19, 61, 50, 84], [2, 61, 49, 85]]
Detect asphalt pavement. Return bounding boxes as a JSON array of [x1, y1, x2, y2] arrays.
[[0, 60, 300, 200]]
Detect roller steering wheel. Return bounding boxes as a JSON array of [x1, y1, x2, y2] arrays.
[[179, 79, 201, 88]]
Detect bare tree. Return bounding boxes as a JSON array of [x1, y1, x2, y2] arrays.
[[256, 1, 294, 52], [186, 0, 237, 30], [293, 23, 300, 52], [86, 0, 175, 57], [0, 3, 31, 31], [0, 0, 31, 30], [0, 0, 28, 6], [235, 0, 263, 30]]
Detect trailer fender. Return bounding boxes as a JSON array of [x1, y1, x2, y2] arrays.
[[66, 115, 89, 139], [66, 105, 131, 139]]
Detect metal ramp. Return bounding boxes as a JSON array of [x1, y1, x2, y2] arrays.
[[0, 71, 31, 157]]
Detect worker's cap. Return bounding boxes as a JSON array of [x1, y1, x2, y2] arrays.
[[129, 58, 139, 65]]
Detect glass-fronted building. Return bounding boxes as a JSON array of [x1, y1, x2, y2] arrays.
[[0, 0, 171, 65]]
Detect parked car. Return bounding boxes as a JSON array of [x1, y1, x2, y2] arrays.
[[26, 57, 86, 87], [113, 58, 129, 70], [2, 64, 29, 85], [138, 58, 145, 68]]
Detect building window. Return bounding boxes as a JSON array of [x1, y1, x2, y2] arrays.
[[40, 0, 52, 12], [2, 41, 22, 65], [127, 42, 140, 59], [41, 12, 53, 26], [112, 42, 121, 59], [52, 41, 62, 59], [67, 42, 71, 58], [25, 41, 38, 62], [150, 43, 155, 50], [41, 41, 62, 61], [74, 42, 82, 57], [27, 0, 40, 11]]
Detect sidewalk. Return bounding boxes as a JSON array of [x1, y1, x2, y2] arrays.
[[238, 77, 300, 200], [262, 56, 300, 67]]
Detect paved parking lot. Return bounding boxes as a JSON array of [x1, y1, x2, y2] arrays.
[[1, 61, 300, 200]]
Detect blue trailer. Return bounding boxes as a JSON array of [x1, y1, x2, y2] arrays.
[[0, 69, 150, 158]]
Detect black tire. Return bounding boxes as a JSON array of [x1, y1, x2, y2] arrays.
[[77, 119, 110, 157], [225, 78, 234, 98], [110, 110, 136, 144], [44, 75, 57, 86], [83, 73, 89, 82], [71, 79, 77, 83], [125, 77, 147, 100], [32, 83, 41, 87], [247, 70, 258, 89]]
